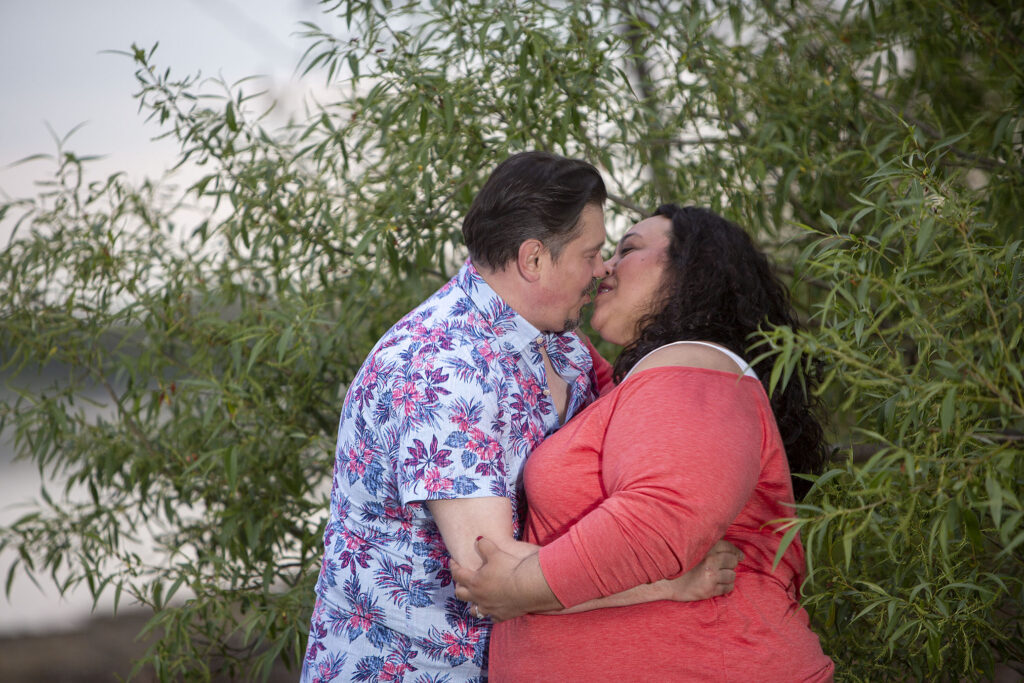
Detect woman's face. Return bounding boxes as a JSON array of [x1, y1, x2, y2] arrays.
[[590, 215, 673, 346]]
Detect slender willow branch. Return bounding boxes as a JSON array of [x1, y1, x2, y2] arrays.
[[864, 92, 1024, 178], [838, 430, 1024, 463], [605, 191, 648, 217], [774, 264, 830, 292], [615, 4, 672, 199]]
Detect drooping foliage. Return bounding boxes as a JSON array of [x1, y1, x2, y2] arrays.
[[1, 1, 1021, 680]]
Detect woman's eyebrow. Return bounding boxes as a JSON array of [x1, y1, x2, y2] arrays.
[[617, 233, 638, 250]]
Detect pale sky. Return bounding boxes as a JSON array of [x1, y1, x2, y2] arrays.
[[0, 0, 339, 241]]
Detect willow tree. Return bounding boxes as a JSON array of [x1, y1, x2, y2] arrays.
[[1, 0, 1021, 680]]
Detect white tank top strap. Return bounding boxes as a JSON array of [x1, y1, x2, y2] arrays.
[[623, 341, 759, 380]]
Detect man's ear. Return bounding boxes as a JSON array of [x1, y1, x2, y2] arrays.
[[516, 239, 546, 282]]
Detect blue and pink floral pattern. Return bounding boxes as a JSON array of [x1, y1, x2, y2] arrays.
[[302, 261, 597, 682]]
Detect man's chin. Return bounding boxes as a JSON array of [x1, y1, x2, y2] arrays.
[[539, 317, 581, 335], [559, 317, 582, 334]]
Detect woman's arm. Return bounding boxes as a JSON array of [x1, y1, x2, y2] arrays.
[[552, 539, 740, 613], [453, 538, 740, 621], [454, 366, 763, 616]]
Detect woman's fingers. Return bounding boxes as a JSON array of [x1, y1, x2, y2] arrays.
[[474, 535, 502, 561], [709, 539, 743, 566], [452, 536, 499, 604], [716, 568, 737, 595]]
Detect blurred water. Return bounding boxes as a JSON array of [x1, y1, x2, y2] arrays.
[[0, 365, 122, 635], [1, 361, 333, 637]]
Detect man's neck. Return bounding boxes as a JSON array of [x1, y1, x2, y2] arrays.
[[476, 262, 570, 421], [474, 262, 541, 331]]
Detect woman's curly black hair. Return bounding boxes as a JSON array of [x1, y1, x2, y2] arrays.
[[611, 204, 828, 499]]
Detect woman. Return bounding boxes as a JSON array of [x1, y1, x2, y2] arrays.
[[452, 205, 834, 681]]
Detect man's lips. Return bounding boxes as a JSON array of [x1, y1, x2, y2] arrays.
[[596, 282, 613, 294]]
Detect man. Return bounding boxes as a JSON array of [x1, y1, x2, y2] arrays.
[[302, 152, 732, 682]]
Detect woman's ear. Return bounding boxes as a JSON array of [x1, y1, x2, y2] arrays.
[[516, 239, 546, 282]]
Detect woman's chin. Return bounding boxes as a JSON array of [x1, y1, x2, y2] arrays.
[[591, 321, 624, 347]]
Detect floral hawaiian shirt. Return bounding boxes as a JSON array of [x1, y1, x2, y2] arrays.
[[302, 260, 598, 683]]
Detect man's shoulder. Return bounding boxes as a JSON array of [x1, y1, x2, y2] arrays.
[[395, 275, 479, 328], [367, 305, 501, 375]]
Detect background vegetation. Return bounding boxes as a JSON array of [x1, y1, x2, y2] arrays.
[[1, 0, 1021, 680]]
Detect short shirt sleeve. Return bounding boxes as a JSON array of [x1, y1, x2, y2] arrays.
[[392, 344, 511, 506]]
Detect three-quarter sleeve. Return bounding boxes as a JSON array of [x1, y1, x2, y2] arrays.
[[538, 367, 765, 608]]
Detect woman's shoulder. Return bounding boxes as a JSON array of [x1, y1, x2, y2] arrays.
[[628, 342, 748, 378]]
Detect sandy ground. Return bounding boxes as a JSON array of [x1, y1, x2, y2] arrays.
[[0, 610, 296, 682]]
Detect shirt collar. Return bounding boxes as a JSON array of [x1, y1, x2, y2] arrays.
[[457, 259, 550, 353]]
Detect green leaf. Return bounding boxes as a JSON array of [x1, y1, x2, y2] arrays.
[[277, 326, 295, 363], [915, 216, 936, 258], [939, 386, 956, 433], [226, 448, 239, 493], [165, 574, 187, 604], [986, 473, 1003, 529], [771, 524, 801, 571], [5, 559, 19, 598], [226, 101, 238, 132], [842, 528, 855, 570], [247, 336, 268, 374], [999, 529, 1024, 560], [963, 508, 984, 553]]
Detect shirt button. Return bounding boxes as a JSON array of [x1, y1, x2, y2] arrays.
[[535, 336, 544, 345], [543, 389, 551, 396]]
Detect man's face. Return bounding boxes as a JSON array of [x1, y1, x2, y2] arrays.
[[535, 203, 608, 333]]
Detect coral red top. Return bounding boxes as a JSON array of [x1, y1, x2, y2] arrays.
[[488, 367, 833, 682]]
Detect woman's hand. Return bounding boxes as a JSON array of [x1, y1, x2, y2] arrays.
[[660, 539, 743, 602], [451, 537, 562, 622]]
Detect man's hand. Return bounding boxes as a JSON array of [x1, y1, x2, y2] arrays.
[[662, 539, 743, 602]]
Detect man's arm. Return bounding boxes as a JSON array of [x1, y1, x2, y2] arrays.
[[426, 497, 517, 570]]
